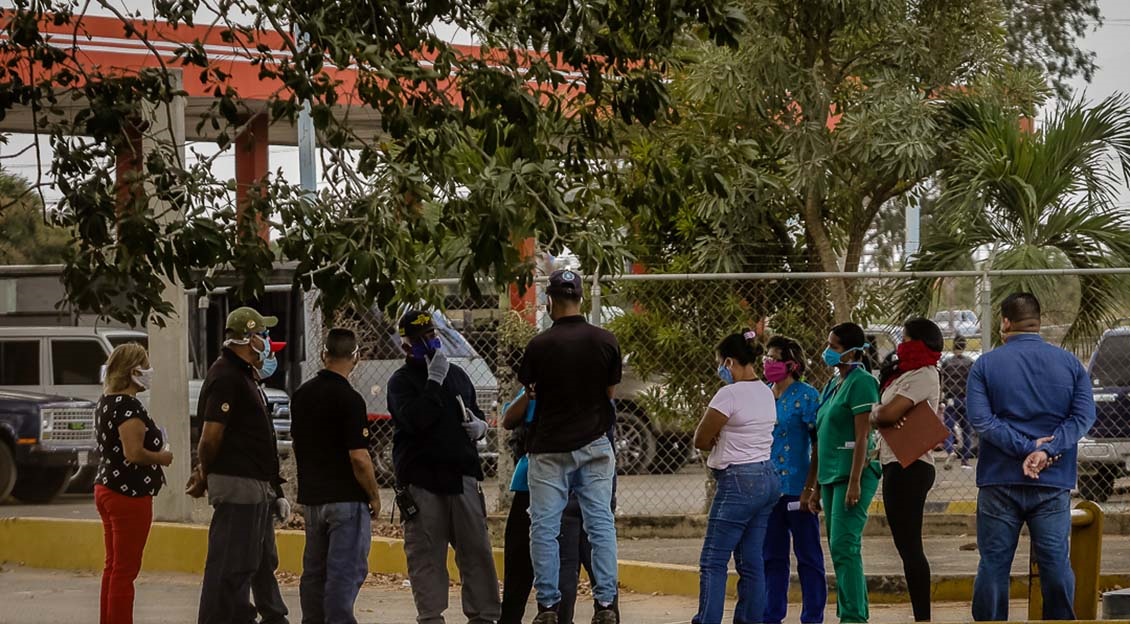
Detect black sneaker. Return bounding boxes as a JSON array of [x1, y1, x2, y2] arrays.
[[533, 603, 559, 624], [592, 603, 618, 624]]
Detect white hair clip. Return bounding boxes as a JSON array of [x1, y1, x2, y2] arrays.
[[743, 330, 757, 340]]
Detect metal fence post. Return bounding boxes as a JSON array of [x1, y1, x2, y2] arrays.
[[496, 287, 516, 513], [979, 267, 993, 352], [590, 272, 602, 326]]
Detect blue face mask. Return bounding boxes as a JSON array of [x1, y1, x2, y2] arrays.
[[253, 334, 276, 378], [717, 363, 735, 385], [823, 345, 867, 367], [258, 355, 278, 379], [409, 337, 443, 361]]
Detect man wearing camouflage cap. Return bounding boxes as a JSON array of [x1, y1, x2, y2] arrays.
[[188, 306, 290, 624]]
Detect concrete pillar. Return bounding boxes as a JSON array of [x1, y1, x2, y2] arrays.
[[128, 69, 192, 523], [235, 111, 270, 241]]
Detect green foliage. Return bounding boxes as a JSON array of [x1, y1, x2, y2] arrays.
[[0, 170, 74, 264], [1001, 0, 1103, 100], [619, 0, 1054, 319], [899, 93, 1131, 349], [0, 0, 747, 324]]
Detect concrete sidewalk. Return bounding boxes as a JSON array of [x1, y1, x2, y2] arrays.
[[0, 565, 1037, 624]]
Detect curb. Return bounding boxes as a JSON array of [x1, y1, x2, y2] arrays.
[[486, 511, 1130, 540], [1, 517, 1127, 603]]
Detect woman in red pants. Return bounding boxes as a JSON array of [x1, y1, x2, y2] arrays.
[[95, 343, 173, 624]]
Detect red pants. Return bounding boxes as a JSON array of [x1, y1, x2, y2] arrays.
[[95, 485, 153, 624]]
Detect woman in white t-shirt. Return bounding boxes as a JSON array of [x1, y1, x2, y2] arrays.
[[691, 329, 781, 624], [871, 318, 944, 622]]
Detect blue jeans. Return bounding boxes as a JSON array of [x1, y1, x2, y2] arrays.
[[694, 461, 781, 624], [528, 436, 618, 607], [973, 485, 1074, 621], [762, 495, 826, 624], [300, 502, 372, 624], [943, 398, 975, 461]]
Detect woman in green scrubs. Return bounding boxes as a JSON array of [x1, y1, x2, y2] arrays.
[[802, 322, 881, 623]]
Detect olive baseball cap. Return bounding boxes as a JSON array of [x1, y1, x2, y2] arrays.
[[226, 306, 278, 337]]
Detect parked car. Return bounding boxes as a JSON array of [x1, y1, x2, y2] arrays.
[[0, 389, 97, 503], [932, 309, 981, 338], [0, 327, 291, 492], [307, 310, 500, 485], [1076, 327, 1130, 502], [611, 369, 695, 475]]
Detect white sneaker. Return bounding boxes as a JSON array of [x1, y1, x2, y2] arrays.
[[943, 453, 956, 471]]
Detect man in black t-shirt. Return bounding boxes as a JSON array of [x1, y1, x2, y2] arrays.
[[188, 306, 289, 624], [386, 310, 500, 623], [291, 328, 382, 624], [520, 270, 622, 624]]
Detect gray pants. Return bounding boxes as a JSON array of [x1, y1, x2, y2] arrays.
[[198, 501, 289, 624], [404, 476, 501, 624]]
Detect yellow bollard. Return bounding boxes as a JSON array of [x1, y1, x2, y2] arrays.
[[1029, 501, 1104, 620]]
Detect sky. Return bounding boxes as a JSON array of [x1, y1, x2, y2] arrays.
[[0, 0, 1128, 210]]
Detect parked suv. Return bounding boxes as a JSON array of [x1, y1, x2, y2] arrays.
[[0, 389, 97, 503], [1076, 327, 1130, 502], [0, 327, 291, 491]]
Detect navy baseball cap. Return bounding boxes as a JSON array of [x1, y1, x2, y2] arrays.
[[547, 269, 583, 297], [398, 310, 436, 338]]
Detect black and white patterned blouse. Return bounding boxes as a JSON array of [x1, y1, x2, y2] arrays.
[[95, 395, 166, 497]]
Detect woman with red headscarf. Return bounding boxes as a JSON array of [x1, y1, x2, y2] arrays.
[[872, 318, 944, 622]]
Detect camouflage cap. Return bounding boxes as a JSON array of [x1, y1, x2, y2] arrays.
[[225, 306, 278, 337]]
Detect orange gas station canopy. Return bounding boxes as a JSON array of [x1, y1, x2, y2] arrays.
[[0, 12, 582, 144]]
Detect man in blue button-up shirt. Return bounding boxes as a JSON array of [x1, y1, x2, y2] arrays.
[[967, 293, 1096, 622]]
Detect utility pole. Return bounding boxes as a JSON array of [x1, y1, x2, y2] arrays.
[[904, 201, 921, 260], [144, 69, 192, 523]]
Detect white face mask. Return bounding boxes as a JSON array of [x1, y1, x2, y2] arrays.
[[132, 367, 154, 391]]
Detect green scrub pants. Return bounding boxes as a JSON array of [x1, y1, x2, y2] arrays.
[[821, 464, 881, 623]]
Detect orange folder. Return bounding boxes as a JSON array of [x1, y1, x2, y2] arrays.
[[878, 400, 951, 468]]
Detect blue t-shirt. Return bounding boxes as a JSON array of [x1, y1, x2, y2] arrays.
[[770, 381, 819, 496], [507, 389, 537, 492]]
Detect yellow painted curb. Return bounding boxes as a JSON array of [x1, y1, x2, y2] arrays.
[[868, 500, 979, 515], [1, 518, 1127, 604]]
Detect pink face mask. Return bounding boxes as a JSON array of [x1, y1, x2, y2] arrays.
[[763, 359, 793, 383]]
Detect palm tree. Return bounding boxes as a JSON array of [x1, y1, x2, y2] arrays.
[[898, 93, 1130, 350]]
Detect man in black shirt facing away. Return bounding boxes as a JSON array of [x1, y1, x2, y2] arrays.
[[387, 310, 500, 624], [291, 328, 383, 624], [520, 270, 622, 624], [187, 306, 289, 624]]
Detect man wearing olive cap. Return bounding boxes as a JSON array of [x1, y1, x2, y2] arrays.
[[387, 309, 500, 624], [189, 306, 290, 624]]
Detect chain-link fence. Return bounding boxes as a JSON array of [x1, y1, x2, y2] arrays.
[[295, 268, 1130, 516]]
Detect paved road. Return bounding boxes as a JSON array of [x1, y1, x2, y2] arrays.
[[0, 566, 1035, 624]]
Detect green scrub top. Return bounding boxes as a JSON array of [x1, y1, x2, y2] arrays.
[[816, 366, 880, 485]]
